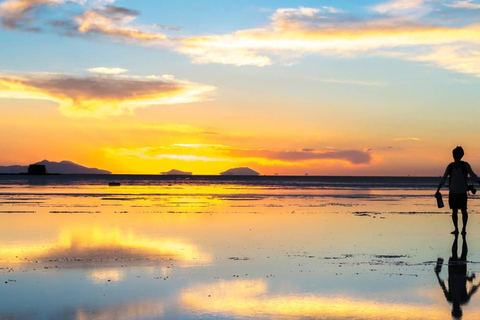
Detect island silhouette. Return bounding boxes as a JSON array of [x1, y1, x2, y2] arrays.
[[0, 160, 111, 174], [161, 169, 193, 175], [220, 167, 259, 176]]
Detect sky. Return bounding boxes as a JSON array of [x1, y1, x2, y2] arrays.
[[1, 0, 480, 176]]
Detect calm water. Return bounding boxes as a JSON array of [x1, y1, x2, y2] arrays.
[[0, 175, 479, 319], [0, 174, 441, 189]]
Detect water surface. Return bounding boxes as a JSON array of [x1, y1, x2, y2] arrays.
[[0, 175, 479, 319]]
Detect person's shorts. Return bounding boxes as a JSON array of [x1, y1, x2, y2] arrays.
[[449, 193, 467, 210]]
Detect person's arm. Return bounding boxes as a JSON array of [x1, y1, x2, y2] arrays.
[[465, 283, 480, 303], [436, 272, 449, 300], [437, 164, 451, 194], [465, 162, 480, 185]]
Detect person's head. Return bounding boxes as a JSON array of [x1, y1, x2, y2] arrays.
[[453, 146, 464, 162], [452, 302, 463, 319]]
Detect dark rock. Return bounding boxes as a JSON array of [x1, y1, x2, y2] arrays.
[[28, 164, 47, 175]]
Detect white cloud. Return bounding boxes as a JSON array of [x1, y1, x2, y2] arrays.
[[70, 0, 116, 7], [371, 0, 434, 16], [88, 67, 128, 75], [412, 45, 480, 77]]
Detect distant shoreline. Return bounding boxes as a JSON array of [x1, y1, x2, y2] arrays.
[[0, 173, 440, 178]]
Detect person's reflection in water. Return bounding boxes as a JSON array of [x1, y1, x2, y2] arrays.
[[435, 234, 480, 319]]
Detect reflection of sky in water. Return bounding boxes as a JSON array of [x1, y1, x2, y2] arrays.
[[1, 183, 480, 319]]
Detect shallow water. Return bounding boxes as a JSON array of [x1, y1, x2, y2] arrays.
[[1, 176, 480, 319]]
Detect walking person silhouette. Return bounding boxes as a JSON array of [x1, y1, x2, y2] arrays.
[[436, 146, 480, 235]]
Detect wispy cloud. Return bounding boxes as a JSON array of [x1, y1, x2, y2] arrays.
[[151, 23, 182, 31], [0, 72, 215, 118], [88, 67, 128, 75], [141, 124, 218, 135], [317, 78, 388, 87], [370, 0, 434, 17], [393, 137, 420, 141], [445, 0, 480, 9]]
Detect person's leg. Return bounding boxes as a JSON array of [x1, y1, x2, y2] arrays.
[[460, 234, 467, 261], [461, 208, 468, 234], [452, 208, 459, 234], [452, 234, 459, 259]]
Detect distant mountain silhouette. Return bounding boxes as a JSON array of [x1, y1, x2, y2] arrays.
[[161, 169, 192, 175], [0, 160, 111, 174], [220, 167, 260, 176], [0, 165, 27, 174]]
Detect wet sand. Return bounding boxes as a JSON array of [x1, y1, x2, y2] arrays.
[[1, 185, 480, 319]]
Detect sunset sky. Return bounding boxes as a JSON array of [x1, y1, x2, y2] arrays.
[[1, 0, 480, 175]]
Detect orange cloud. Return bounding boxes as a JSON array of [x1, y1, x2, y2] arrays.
[[104, 145, 372, 166], [76, 5, 167, 41], [0, 73, 215, 118]]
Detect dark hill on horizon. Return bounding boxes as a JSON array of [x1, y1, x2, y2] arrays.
[[220, 167, 260, 176], [0, 160, 111, 174]]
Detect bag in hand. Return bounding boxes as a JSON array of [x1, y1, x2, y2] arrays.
[[435, 192, 444, 208]]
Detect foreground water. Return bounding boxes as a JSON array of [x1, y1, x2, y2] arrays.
[[0, 175, 480, 319]]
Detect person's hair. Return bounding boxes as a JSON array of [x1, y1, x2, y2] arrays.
[[453, 146, 464, 160]]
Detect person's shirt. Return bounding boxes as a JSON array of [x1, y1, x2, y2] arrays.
[[439, 161, 479, 193]]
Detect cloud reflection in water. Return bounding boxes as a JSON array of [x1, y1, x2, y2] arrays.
[[72, 299, 165, 320], [0, 227, 210, 265], [181, 279, 480, 320]]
